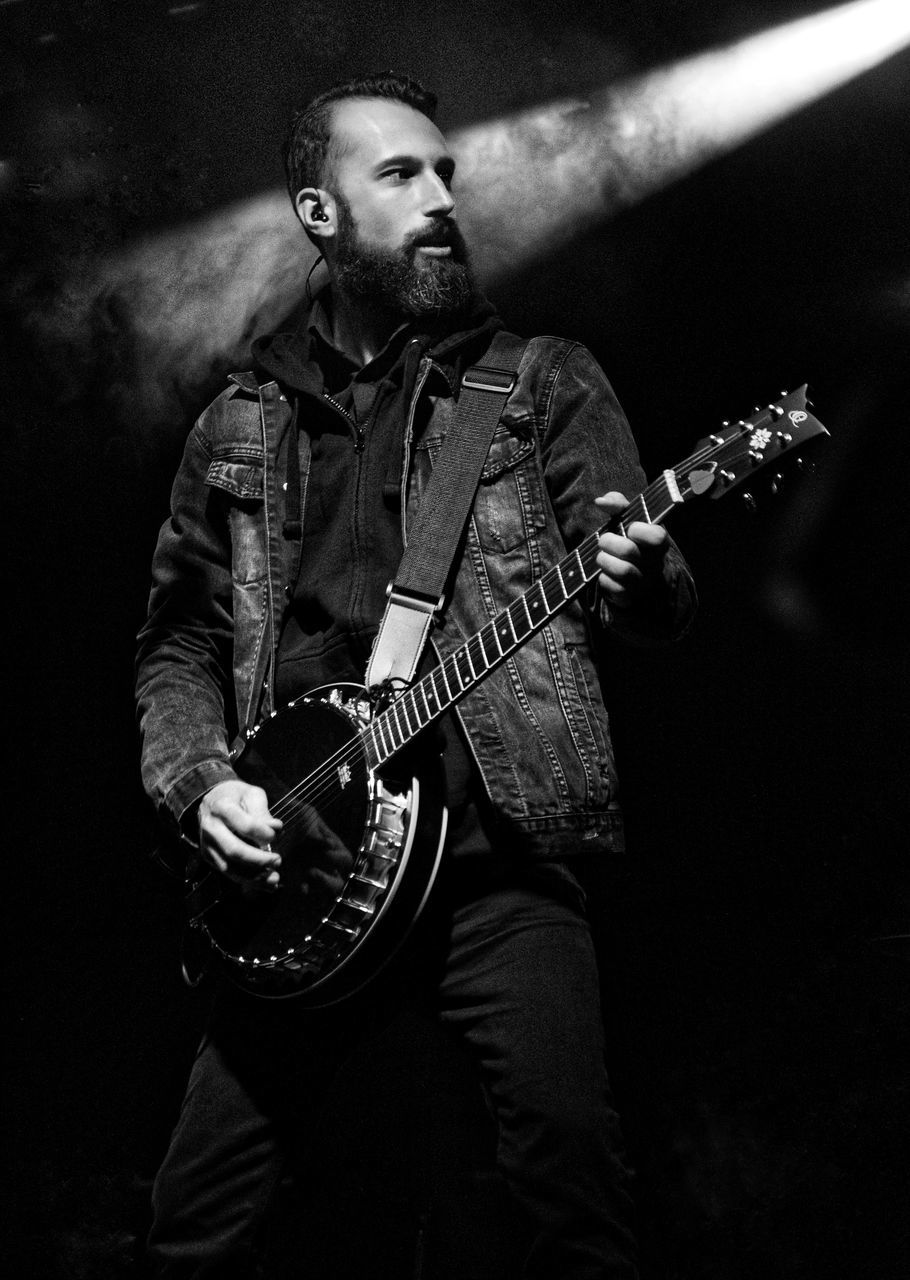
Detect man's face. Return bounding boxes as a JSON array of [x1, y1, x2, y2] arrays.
[[325, 97, 474, 317]]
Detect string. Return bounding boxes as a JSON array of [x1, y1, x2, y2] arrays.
[[264, 422, 773, 833]]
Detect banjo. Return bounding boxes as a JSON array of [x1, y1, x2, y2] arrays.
[[182, 387, 826, 1005]]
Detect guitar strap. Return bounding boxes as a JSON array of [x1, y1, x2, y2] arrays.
[[365, 330, 528, 692]]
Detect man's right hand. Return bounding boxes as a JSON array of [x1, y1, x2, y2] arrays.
[[197, 779, 283, 887]]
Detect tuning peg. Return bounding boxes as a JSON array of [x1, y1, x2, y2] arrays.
[[775, 431, 792, 446], [769, 404, 785, 419], [743, 493, 757, 512], [770, 473, 784, 495]]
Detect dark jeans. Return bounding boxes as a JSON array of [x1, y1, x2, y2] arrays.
[[148, 864, 639, 1278]]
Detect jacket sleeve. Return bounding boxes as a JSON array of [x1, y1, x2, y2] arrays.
[[135, 400, 241, 840], [537, 340, 697, 645]]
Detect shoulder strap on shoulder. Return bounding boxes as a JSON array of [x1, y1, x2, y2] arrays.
[[365, 330, 528, 692]]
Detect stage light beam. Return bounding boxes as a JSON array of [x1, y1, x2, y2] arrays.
[[453, 0, 910, 279], [24, 0, 910, 428]]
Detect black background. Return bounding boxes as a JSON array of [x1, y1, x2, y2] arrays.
[[3, 2, 909, 1276]]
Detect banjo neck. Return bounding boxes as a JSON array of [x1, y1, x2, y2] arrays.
[[364, 383, 826, 770], [364, 477, 684, 769]]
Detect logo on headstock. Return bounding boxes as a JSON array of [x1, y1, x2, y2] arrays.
[[749, 427, 773, 451], [789, 410, 808, 425]]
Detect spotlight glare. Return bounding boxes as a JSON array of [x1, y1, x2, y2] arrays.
[[453, 0, 910, 278], [43, 0, 910, 427]]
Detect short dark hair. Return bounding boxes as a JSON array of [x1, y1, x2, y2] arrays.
[[283, 72, 437, 206]]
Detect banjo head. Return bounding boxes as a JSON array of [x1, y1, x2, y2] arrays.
[[186, 685, 445, 1003]]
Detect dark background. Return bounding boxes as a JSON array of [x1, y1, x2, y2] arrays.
[[3, 1, 908, 1276]]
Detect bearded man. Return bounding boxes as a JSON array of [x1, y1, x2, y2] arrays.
[[136, 71, 696, 1278]]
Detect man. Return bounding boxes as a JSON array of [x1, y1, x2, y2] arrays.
[[136, 72, 696, 1278]]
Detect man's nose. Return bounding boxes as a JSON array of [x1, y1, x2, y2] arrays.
[[421, 171, 456, 217]]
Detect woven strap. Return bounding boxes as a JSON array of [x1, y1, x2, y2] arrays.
[[365, 331, 527, 691]]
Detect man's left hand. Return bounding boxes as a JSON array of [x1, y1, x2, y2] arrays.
[[593, 491, 670, 612]]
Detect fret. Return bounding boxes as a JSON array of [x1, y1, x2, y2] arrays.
[[640, 475, 677, 524], [426, 673, 442, 717], [380, 708, 395, 753], [389, 702, 405, 749], [541, 570, 563, 613], [357, 404, 796, 776], [577, 536, 599, 577], [521, 595, 534, 632], [469, 635, 488, 677], [500, 611, 518, 648], [526, 581, 547, 622], [399, 695, 416, 737], [505, 602, 525, 642], [448, 655, 465, 694], [645, 479, 664, 515], [464, 644, 477, 682], [564, 548, 585, 587], [481, 622, 501, 666], [454, 648, 472, 689], [374, 715, 391, 758], [370, 518, 637, 764], [452, 654, 467, 692], [417, 682, 432, 724], [439, 662, 455, 702]]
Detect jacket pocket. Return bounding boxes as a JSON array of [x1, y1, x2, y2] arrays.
[[205, 457, 266, 587], [205, 457, 264, 501], [472, 421, 546, 554]]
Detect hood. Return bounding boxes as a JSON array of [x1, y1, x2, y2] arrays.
[[250, 288, 503, 396]]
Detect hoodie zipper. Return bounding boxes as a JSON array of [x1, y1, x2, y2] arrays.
[[322, 380, 392, 655], [322, 390, 365, 452]]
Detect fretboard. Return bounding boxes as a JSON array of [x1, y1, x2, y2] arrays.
[[359, 384, 822, 767], [363, 470, 682, 768]]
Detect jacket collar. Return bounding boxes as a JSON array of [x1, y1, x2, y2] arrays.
[[231, 286, 502, 398], [228, 370, 262, 394]]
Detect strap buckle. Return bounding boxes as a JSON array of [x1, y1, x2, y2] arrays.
[[384, 582, 445, 616], [461, 367, 517, 394]]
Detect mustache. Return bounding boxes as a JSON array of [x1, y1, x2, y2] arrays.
[[406, 219, 469, 258]]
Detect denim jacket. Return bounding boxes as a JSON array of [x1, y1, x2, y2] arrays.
[[136, 331, 696, 859]]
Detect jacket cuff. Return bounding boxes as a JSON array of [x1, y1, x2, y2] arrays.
[[164, 759, 240, 845]]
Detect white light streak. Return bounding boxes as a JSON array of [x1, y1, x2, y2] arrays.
[[34, 0, 910, 427], [454, 0, 910, 278], [92, 193, 311, 423]]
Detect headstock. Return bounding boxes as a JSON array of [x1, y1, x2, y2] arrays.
[[677, 386, 828, 510]]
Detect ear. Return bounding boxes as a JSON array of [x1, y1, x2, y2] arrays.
[[294, 186, 336, 240]]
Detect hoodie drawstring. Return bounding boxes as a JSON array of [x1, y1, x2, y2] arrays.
[[282, 396, 302, 540]]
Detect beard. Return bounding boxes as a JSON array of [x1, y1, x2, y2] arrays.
[[332, 196, 476, 319]]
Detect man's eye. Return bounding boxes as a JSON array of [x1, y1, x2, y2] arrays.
[[438, 168, 455, 189], [384, 168, 412, 182]]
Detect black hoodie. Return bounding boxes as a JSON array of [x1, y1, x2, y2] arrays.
[[249, 292, 508, 862], [250, 290, 501, 702]]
